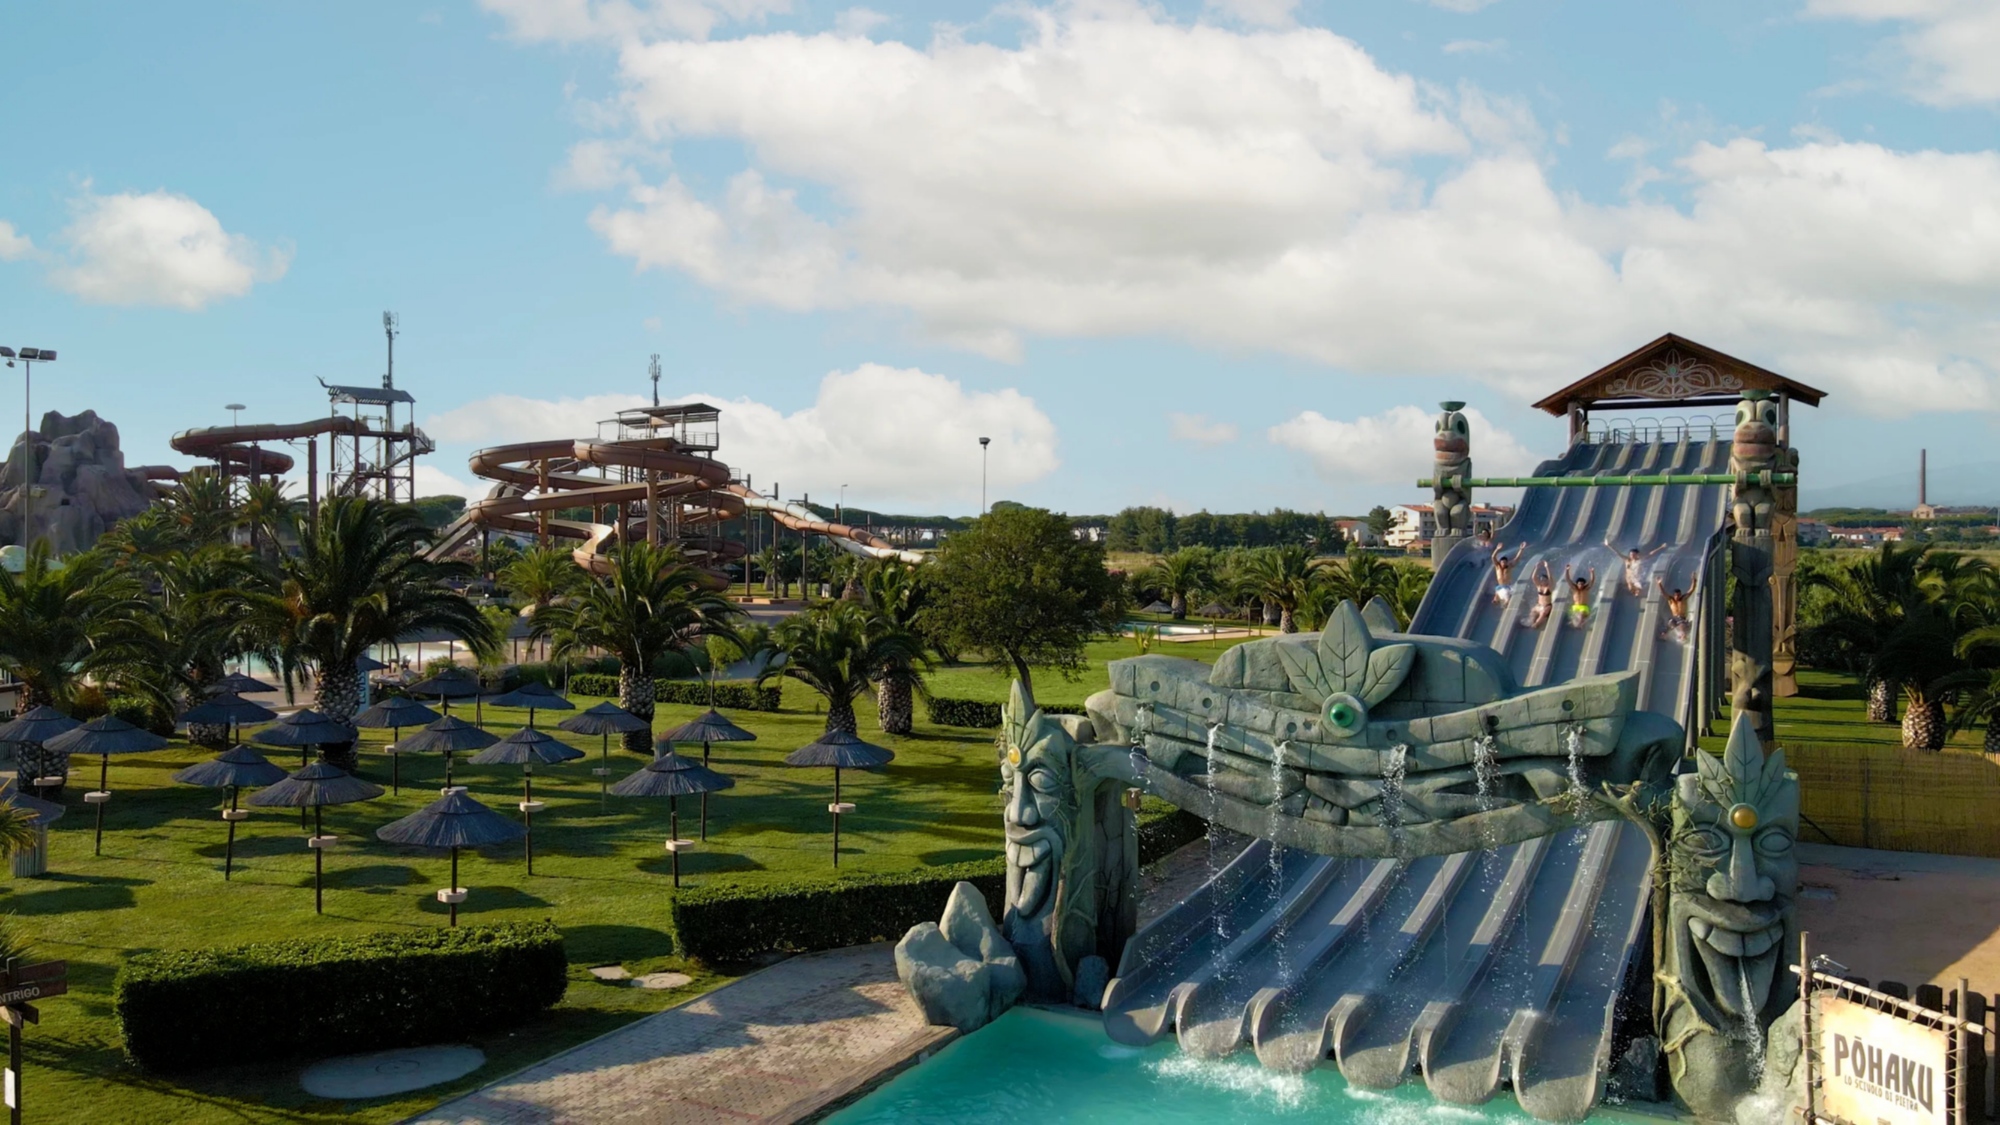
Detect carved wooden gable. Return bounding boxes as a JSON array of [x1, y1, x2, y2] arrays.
[[1534, 334, 1826, 415]]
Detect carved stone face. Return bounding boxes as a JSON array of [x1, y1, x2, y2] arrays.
[[1733, 396, 1779, 464], [1667, 718, 1797, 1026], [1434, 404, 1470, 459], [1001, 700, 1074, 924]]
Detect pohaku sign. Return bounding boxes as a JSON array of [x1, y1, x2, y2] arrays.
[[1821, 992, 1950, 1125]]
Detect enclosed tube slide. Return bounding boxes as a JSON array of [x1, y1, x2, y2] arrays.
[[170, 417, 375, 479]]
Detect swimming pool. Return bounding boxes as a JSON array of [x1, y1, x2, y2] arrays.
[[825, 1007, 1557, 1125]]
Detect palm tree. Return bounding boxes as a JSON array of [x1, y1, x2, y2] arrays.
[[1239, 545, 1326, 633], [1320, 550, 1400, 611], [774, 601, 929, 734], [1817, 540, 1935, 722], [1143, 548, 1213, 620], [861, 560, 934, 734], [1866, 605, 1963, 750], [1391, 562, 1434, 628], [531, 541, 741, 750], [161, 471, 238, 546], [256, 497, 496, 768], [132, 544, 277, 747], [238, 478, 297, 559], [0, 544, 150, 785]]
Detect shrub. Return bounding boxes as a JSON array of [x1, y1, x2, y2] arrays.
[[106, 694, 175, 737], [113, 922, 567, 1072], [925, 696, 1084, 728], [68, 683, 109, 721], [568, 673, 781, 712]]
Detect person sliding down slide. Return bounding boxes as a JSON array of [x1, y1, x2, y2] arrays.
[[1564, 564, 1596, 628], [1524, 559, 1556, 628], [1613, 542, 1669, 596], [1491, 543, 1524, 605], [1658, 574, 1698, 642]]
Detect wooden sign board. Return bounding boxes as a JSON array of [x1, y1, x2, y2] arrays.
[[1820, 993, 1950, 1125], [0, 984, 60, 1009], [1, 963, 63, 988]]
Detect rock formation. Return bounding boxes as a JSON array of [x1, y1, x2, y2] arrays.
[[0, 411, 159, 553], [895, 882, 1025, 1032]]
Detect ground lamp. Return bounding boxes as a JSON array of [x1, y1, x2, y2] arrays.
[[0, 779, 65, 878], [376, 787, 525, 926], [395, 715, 498, 786], [180, 691, 277, 748], [783, 730, 893, 868], [480, 681, 574, 729], [247, 761, 384, 913], [407, 669, 482, 722], [467, 727, 582, 874], [354, 696, 440, 795], [43, 716, 168, 856], [0, 707, 81, 798], [556, 702, 650, 809], [208, 671, 278, 696], [171, 745, 288, 879], [610, 747, 733, 887], [660, 709, 756, 840]]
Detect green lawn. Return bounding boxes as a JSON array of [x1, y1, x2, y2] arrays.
[[1698, 667, 1989, 755], [6, 682, 1010, 1124]]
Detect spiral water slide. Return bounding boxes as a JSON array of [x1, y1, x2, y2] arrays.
[[1104, 438, 1733, 1122], [169, 416, 376, 481], [428, 437, 922, 572]]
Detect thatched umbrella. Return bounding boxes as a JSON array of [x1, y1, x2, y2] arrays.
[[354, 696, 441, 795], [396, 715, 497, 786], [0, 778, 65, 878], [172, 745, 289, 879], [783, 730, 893, 868], [181, 691, 278, 747], [558, 702, 651, 808], [660, 710, 756, 840], [45, 716, 169, 855], [253, 709, 361, 768], [467, 728, 582, 874], [209, 671, 279, 695], [480, 682, 574, 729], [376, 787, 526, 926], [611, 747, 734, 887], [247, 761, 384, 913], [0, 706, 81, 798], [407, 669, 482, 722]]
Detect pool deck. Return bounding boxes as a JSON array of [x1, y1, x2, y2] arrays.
[[410, 943, 955, 1125], [1795, 842, 2000, 993]]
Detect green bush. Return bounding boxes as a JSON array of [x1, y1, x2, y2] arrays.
[[924, 696, 1084, 728], [568, 673, 781, 712], [113, 922, 567, 1072], [107, 694, 176, 737]]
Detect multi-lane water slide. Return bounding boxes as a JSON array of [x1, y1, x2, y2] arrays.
[[425, 437, 924, 572], [1100, 435, 1732, 1122]]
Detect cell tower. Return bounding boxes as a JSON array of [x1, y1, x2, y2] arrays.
[[322, 311, 433, 504], [650, 354, 662, 407]]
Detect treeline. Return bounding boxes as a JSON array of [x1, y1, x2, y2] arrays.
[[1805, 506, 1998, 529], [1086, 506, 1354, 554]]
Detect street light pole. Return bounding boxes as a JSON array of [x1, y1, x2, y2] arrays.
[[838, 484, 846, 525], [979, 436, 991, 515], [1, 348, 57, 549]]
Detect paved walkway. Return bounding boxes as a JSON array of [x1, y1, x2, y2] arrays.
[[1795, 843, 2000, 993], [411, 944, 953, 1125]]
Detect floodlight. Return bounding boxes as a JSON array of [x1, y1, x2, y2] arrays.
[[36, 350, 52, 362], [0, 348, 14, 359], [17, 348, 37, 360]]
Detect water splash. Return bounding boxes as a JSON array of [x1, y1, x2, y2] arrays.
[[1562, 724, 1587, 812], [1149, 1054, 1313, 1113], [1268, 740, 1292, 987], [1205, 722, 1228, 973], [1736, 960, 1766, 1086], [1472, 731, 1501, 848], [1381, 744, 1411, 852]]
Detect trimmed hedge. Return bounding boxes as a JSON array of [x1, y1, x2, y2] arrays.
[[113, 922, 567, 1072], [107, 694, 176, 737], [925, 697, 1085, 728], [670, 803, 1209, 964], [568, 673, 781, 712]]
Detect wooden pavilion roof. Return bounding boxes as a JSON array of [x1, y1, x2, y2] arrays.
[[1532, 334, 1828, 416]]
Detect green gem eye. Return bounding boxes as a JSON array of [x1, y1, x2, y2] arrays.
[[1322, 692, 1367, 736]]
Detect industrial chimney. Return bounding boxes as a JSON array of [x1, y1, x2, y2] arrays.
[[1920, 448, 1928, 507]]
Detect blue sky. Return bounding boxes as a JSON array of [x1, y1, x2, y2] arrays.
[[3, 0, 1998, 517]]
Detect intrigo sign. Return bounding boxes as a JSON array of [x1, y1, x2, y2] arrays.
[[1821, 993, 1948, 1125]]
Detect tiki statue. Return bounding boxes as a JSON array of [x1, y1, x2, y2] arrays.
[[1729, 390, 1779, 744], [1660, 711, 1798, 1120], [1433, 401, 1473, 559]]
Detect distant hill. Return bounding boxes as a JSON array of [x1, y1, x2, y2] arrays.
[[1801, 460, 2000, 511]]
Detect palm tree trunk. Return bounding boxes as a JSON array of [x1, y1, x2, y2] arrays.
[[1984, 719, 2000, 762], [1279, 606, 1298, 634], [1867, 678, 1896, 723], [316, 662, 363, 771], [826, 693, 858, 734], [1170, 592, 1187, 620], [1902, 697, 1945, 751], [877, 676, 913, 735], [620, 664, 656, 752]]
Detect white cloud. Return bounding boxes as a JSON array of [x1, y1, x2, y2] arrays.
[[1269, 404, 1534, 484], [479, 0, 790, 42], [425, 364, 1057, 508], [51, 190, 288, 310], [1442, 38, 1504, 54], [554, 139, 642, 192], [1168, 412, 1239, 447], [531, 2, 2000, 416], [1806, 0, 2000, 106], [414, 464, 490, 504], [833, 6, 888, 35], [1203, 0, 1300, 29], [0, 222, 33, 262]]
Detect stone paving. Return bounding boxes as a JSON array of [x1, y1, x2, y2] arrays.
[[410, 943, 954, 1125]]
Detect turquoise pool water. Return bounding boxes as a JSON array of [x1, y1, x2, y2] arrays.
[[826, 1008, 1546, 1125]]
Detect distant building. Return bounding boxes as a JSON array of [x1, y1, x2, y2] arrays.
[[1336, 519, 1380, 547], [1073, 526, 1105, 543], [1829, 526, 1904, 546], [1386, 503, 1514, 550], [1796, 519, 1830, 547]]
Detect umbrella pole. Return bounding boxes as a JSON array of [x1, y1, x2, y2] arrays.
[[450, 846, 460, 927], [93, 753, 108, 856], [313, 804, 325, 915], [300, 747, 310, 829], [225, 786, 239, 881], [833, 767, 842, 868], [391, 724, 402, 795], [523, 770, 534, 875], [445, 751, 454, 787], [670, 795, 680, 888], [600, 733, 609, 810]]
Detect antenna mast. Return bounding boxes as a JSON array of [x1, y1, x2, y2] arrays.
[[650, 354, 662, 407], [383, 310, 400, 389]]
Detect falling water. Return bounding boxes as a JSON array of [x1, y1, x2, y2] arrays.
[[1736, 961, 1767, 1086], [1472, 732, 1501, 848], [1205, 722, 1229, 972], [1267, 740, 1292, 987], [1381, 744, 1411, 853], [1563, 724, 1587, 811]]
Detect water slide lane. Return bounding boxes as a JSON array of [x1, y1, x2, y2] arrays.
[[1112, 439, 1733, 1120]]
